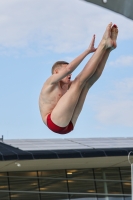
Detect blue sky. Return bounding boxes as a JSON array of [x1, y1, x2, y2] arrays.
[[0, 0, 133, 139]]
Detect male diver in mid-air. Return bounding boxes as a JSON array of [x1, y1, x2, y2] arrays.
[[39, 23, 118, 134]]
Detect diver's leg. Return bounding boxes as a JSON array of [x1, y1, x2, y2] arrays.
[[51, 23, 116, 127], [71, 24, 118, 126], [71, 49, 111, 126]]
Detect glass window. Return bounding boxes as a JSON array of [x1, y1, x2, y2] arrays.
[[68, 179, 96, 193], [70, 194, 97, 200], [39, 177, 68, 193], [66, 169, 96, 193], [104, 168, 120, 180], [41, 193, 69, 200], [0, 173, 9, 191], [9, 171, 37, 177], [107, 182, 123, 194], [94, 168, 123, 195], [122, 182, 131, 194], [38, 170, 68, 193], [0, 192, 10, 200], [0, 173, 7, 177], [0, 172, 9, 199], [66, 169, 94, 179], [38, 170, 66, 178], [9, 172, 39, 192], [120, 167, 131, 181], [0, 173, 9, 200], [98, 196, 124, 200], [124, 197, 131, 200], [120, 167, 131, 194], [10, 193, 40, 200], [94, 168, 121, 180], [9, 177, 39, 191], [0, 167, 131, 200], [109, 197, 128, 200]]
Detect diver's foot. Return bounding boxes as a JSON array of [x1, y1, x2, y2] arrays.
[[110, 24, 118, 50], [101, 23, 114, 49]]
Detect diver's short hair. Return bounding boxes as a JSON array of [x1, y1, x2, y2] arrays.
[[51, 61, 69, 74]]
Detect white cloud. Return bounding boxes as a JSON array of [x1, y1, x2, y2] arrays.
[[89, 77, 133, 127], [113, 77, 133, 96], [0, 0, 133, 55], [96, 99, 133, 127], [109, 55, 133, 67]]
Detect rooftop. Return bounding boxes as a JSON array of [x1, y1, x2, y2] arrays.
[[4, 137, 133, 150], [0, 137, 132, 172]]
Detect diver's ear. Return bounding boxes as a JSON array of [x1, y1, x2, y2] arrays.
[[53, 68, 58, 74], [55, 67, 60, 74], [55, 69, 58, 74]]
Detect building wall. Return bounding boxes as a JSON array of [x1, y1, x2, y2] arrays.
[[0, 167, 131, 200]]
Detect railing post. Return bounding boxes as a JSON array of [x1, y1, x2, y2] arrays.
[[128, 151, 133, 200], [102, 170, 109, 200]]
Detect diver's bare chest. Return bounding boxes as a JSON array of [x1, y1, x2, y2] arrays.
[[54, 88, 67, 101], [41, 84, 68, 106]]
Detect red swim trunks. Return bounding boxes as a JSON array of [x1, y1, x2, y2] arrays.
[[47, 114, 73, 134]]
